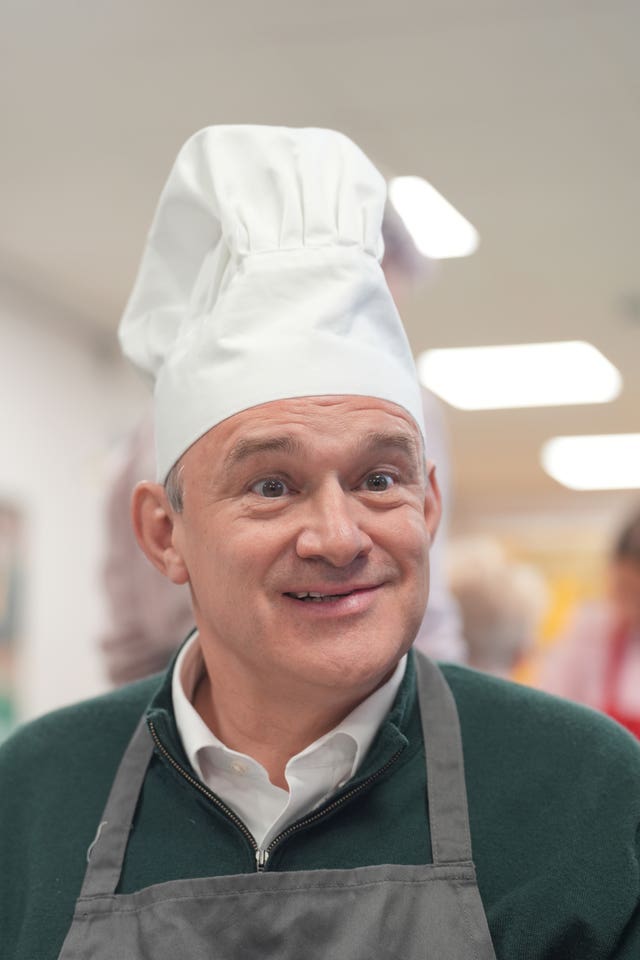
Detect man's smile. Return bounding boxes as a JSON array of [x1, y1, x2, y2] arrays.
[[282, 584, 384, 615]]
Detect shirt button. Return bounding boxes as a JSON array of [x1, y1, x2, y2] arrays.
[[231, 760, 247, 775]]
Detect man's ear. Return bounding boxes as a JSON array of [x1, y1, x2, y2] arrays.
[[424, 461, 442, 546], [131, 482, 189, 585]]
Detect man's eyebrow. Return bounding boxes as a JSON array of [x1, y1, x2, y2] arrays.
[[224, 435, 303, 470], [356, 431, 421, 460]]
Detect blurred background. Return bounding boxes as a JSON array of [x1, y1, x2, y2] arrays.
[[1, 0, 639, 732]]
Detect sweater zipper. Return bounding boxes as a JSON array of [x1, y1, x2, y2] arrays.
[[255, 746, 404, 870], [148, 720, 258, 854], [148, 720, 403, 872]]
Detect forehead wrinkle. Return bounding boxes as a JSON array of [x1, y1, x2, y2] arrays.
[[218, 425, 423, 484], [224, 434, 304, 472]]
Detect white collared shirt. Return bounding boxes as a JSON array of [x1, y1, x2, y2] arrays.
[[172, 633, 406, 848]]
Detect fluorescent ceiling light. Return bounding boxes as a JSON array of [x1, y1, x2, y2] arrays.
[[417, 341, 622, 410], [541, 434, 640, 490], [388, 176, 479, 259]]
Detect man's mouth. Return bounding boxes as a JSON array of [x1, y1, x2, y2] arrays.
[[284, 586, 377, 603]]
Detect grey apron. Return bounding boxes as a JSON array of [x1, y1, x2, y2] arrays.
[[58, 653, 497, 959]]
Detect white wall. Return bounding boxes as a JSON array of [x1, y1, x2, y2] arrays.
[[0, 303, 148, 722]]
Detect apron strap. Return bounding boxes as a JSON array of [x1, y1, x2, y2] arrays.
[[79, 717, 155, 898], [414, 652, 473, 864]]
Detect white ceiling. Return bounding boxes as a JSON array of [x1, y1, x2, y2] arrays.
[[2, 0, 639, 533]]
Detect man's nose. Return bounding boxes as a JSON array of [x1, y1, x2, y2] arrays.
[[295, 482, 373, 567]]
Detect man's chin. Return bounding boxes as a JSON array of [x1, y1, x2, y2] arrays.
[[281, 635, 408, 692]]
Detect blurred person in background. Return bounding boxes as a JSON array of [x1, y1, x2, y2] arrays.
[[101, 412, 194, 683], [447, 538, 548, 678], [538, 507, 640, 737], [99, 202, 465, 686]]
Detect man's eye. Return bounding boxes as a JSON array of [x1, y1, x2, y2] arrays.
[[363, 472, 395, 492], [251, 478, 290, 498]]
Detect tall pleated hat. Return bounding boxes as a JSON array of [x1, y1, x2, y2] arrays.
[[119, 125, 425, 481]]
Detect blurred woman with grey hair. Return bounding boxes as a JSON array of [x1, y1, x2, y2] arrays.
[[447, 538, 548, 678]]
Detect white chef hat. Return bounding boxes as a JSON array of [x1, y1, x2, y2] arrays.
[[119, 125, 425, 481]]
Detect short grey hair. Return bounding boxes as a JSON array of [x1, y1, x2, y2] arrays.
[[165, 460, 184, 513]]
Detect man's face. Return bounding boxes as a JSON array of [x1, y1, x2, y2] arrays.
[[170, 395, 439, 697]]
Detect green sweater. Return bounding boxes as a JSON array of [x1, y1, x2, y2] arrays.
[[1, 652, 639, 959]]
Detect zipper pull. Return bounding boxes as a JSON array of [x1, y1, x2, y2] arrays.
[[255, 848, 269, 871]]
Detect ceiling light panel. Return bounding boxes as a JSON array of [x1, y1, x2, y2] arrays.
[[388, 176, 479, 259], [417, 341, 622, 410], [541, 434, 640, 490]]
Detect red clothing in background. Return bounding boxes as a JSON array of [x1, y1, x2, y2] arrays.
[[539, 602, 640, 738]]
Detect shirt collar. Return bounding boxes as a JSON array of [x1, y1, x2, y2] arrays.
[[172, 632, 407, 781]]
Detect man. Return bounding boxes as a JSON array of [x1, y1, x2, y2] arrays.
[[1, 126, 639, 959]]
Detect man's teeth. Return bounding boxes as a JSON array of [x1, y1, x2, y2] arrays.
[[291, 591, 349, 602]]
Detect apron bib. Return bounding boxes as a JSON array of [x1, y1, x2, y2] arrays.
[[58, 652, 496, 959]]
